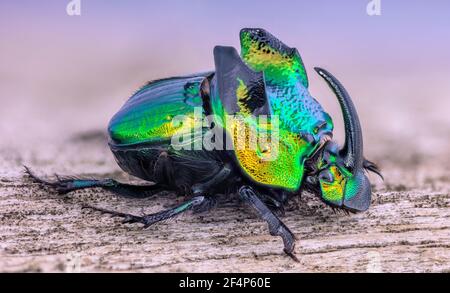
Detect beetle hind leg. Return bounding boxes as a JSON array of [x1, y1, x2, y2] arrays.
[[24, 166, 163, 198]]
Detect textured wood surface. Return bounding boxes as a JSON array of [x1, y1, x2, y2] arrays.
[[1, 133, 449, 273]]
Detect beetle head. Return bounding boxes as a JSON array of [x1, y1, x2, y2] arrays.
[[304, 68, 379, 212]]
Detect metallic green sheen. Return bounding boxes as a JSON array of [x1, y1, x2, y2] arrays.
[[239, 29, 333, 141], [108, 73, 212, 146]]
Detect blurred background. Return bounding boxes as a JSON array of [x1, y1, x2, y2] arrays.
[[0, 0, 449, 177]]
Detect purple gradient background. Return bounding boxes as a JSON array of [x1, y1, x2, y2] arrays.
[[0, 0, 449, 161]]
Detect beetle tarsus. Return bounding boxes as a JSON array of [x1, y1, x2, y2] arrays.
[[24, 166, 74, 194], [83, 204, 144, 223], [363, 158, 383, 180], [284, 247, 300, 262], [24, 165, 54, 186]]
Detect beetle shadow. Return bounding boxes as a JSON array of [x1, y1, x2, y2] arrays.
[[69, 129, 108, 145]]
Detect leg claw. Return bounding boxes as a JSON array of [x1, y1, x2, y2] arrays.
[[24, 166, 74, 194], [284, 248, 299, 262]]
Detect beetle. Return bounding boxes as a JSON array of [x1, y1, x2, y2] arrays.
[[26, 28, 382, 261]]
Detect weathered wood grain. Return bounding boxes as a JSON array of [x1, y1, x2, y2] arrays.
[[1, 135, 449, 273]]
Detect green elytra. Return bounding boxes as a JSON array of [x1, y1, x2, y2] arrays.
[[108, 29, 333, 190], [108, 74, 211, 146]]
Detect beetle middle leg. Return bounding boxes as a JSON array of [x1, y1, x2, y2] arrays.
[[83, 195, 216, 227], [239, 185, 298, 261], [24, 166, 163, 198], [81, 166, 232, 227]]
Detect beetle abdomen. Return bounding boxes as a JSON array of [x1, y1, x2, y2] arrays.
[[108, 72, 212, 146], [110, 141, 226, 189], [110, 142, 165, 181]]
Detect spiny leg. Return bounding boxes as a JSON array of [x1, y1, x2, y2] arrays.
[[81, 166, 232, 226], [239, 185, 298, 262], [257, 189, 288, 217], [363, 158, 384, 180], [24, 166, 163, 198], [83, 195, 215, 228]]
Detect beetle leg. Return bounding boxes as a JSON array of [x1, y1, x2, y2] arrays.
[[363, 158, 384, 180], [83, 196, 213, 228], [24, 166, 163, 198], [239, 185, 299, 262], [257, 189, 289, 217]]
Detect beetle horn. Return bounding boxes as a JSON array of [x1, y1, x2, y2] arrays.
[[314, 67, 363, 170]]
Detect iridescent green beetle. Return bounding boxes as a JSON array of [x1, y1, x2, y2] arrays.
[[27, 28, 381, 260]]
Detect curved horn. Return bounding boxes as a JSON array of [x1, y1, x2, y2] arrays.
[[314, 67, 363, 170]]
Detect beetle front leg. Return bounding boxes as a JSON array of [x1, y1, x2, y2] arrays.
[[239, 185, 298, 261]]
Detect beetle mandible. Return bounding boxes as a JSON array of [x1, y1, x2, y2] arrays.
[[27, 28, 382, 261]]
